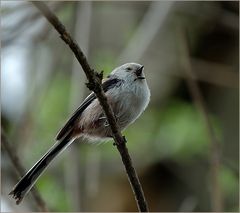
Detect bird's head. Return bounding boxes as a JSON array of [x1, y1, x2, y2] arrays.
[[110, 63, 146, 82]]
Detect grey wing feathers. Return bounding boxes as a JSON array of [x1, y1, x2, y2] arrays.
[[55, 77, 123, 141], [56, 93, 96, 140]]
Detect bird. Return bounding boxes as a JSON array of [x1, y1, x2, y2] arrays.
[[9, 62, 151, 204]]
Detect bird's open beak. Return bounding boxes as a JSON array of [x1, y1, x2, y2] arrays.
[[135, 65, 145, 79]]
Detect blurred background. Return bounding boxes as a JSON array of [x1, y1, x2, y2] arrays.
[[1, 1, 239, 212]]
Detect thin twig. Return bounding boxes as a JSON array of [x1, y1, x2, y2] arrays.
[[1, 129, 49, 212], [31, 1, 148, 212], [178, 27, 223, 212]]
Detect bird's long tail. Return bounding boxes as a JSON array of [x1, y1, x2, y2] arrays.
[[9, 130, 75, 204]]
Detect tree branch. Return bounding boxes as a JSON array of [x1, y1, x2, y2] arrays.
[[31, 1, 148, 212], [1, 129, 49, 212]]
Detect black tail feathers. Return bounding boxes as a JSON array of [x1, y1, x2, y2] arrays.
[[9, 131, 74, 204]]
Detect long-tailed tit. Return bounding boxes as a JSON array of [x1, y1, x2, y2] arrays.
[[10, 62, 151, 204]]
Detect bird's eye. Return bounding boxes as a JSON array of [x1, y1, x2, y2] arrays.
[[126, 67, 132, 71]]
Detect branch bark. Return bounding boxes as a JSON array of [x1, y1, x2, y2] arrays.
[[31, 1, 148, 212], [1, 129, 49, 212]]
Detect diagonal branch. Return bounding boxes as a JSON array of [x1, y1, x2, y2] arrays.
[[1, 129, 49, 212], [30, 1, 148, 212]]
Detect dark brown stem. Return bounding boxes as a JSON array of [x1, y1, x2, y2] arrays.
[[1, 129, 49, 212], [31, 1, 148, 212]]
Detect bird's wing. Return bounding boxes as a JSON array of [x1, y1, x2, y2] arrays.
[[55, 77, 123, 140]]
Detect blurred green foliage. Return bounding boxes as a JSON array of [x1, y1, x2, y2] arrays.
[[36, 174, 70, 211], [219, 165, 239, 211], [24, 73, 71, 165]]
